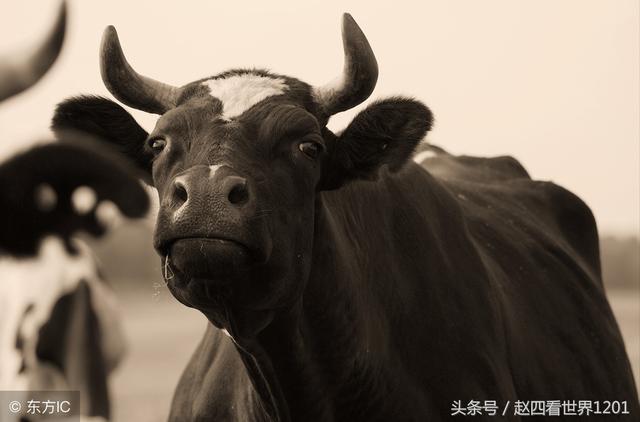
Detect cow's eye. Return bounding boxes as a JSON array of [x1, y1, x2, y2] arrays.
[[148, 138, 167, 152], [298, 141, 323, 160]]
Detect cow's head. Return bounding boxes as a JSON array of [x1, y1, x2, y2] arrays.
[[52, 14, 432, 337]]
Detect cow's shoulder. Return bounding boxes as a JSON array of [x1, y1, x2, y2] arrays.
[[413, 143, 530, 183], [170, 325, 259, 422], [533, 180, 601, 276], [448, 175, 600, 279], [505, 179, 600, 277], [412, 145, 600, 277]]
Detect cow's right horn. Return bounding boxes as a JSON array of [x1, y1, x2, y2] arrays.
[[313, 13, 378, 119], [100, 26, 180, 115], [0, 1, 66, 102]]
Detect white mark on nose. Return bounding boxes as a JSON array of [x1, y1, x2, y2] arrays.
[[209, 165, 222, 179]]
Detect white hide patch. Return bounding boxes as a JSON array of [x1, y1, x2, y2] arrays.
[[413, 149, 438, 164], [209, 165, 222, 179], [95, 201, 122, 230], [0, 238, 126, 392], [72, 186, 97, 215], [0, 238, 93, 390], [202, 74, 288, 120]]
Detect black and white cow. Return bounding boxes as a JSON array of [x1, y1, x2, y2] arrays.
[[0, 3, 149, 420], [52, 14, 639, 421]]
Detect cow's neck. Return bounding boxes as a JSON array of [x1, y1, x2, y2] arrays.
[[226, 166, 492, 421], [235, 305, 334, 422]]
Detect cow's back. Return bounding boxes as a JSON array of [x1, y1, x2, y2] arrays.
[[415, 144, 600, 277], [414, 145, 638, 412]]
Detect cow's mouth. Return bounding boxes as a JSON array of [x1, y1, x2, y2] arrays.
[[163, 237, 254, 282]]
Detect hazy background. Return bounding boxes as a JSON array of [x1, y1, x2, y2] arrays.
[[1, 1, 638, 420], [0, 0, 638, 235]]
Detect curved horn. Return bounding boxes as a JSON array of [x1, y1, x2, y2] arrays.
[[100, 26, 180, 114], [313, 13, 378, 118], [0, 1, 66, 102]]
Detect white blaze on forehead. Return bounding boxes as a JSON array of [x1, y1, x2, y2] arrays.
[[202, 74, 288, 120]]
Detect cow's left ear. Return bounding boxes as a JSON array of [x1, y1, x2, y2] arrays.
[[319, 97, 432, 190]]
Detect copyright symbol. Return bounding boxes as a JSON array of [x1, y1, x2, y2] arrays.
[[8, 400, 22, 413]]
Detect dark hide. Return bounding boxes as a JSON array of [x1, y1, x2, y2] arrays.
[[52, 96, 152, 181], [36, 280, 110, 418], [14, 304, 35, 374], [166, 152, 639, 421], [51, 80, 638, 421]]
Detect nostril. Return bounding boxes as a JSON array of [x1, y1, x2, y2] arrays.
[[228, 181, 249, 206], [174, 180, 188, 205]]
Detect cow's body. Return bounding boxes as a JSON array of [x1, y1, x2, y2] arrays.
[[167, 146, 637, 421], [52, 13, 639, 422]]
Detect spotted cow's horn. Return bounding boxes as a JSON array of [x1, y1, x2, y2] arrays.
[[100, 26, 181, 114], [313, 13, 379, 118], [0, 1, 66, 102]]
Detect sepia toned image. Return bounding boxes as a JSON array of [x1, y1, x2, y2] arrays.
[[0, 1, 638, 421]]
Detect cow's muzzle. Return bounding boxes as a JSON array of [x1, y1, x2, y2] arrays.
[[165, 165, 253, 224], [164, 237, 253, 282]]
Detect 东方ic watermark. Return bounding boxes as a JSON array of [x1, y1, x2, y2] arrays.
[[1, 391, 79, 421]]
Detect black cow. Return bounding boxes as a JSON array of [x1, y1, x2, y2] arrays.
[[52, 14, 639, 421], [0, 3, 148, 420]]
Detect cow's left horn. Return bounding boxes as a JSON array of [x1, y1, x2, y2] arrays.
[[313, 13, 378, 118], [100, 26, 180, 114], [0, 1, 66, 102]]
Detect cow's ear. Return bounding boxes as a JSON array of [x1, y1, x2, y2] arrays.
[[52, 95, 152, 183], [319, 97, 433, 190], [0, 140, 149, 257]]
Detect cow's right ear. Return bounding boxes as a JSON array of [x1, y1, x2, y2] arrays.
[[318, 97, 432, 190], [52, 95, 153, 184]]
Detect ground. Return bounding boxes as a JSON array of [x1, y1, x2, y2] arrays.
[[110, 287, 204, 422], [110, 287, 640, 422]]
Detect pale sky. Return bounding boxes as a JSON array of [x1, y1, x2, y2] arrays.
[[0, 0, 638, 235]]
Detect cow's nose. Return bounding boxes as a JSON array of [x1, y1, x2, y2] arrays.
[[172, 177, 189, 207], [168, 167, 253, 221], [170, 174, 250, 208], [223, 176, 250, 206]]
